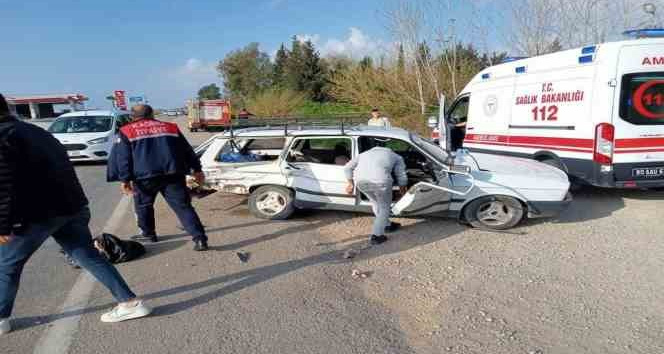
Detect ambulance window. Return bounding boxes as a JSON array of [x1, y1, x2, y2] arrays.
[[448, 97, 469, 124], [620, 72, 664, 125]]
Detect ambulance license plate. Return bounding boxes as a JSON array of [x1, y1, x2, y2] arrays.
[[632, 167, 664, 178]]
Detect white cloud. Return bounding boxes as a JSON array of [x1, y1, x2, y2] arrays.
[[295, 33, 321, 45], [295, 28, 387, 59]]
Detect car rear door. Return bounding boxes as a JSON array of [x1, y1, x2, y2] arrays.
[[281, 136, 356, 207], [613, 42, 664, 181]]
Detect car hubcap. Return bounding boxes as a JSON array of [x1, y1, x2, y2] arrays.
[[476, 200, 514, 226], [256, 191, 287, 216]]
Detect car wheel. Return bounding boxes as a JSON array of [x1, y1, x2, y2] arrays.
[[463, 196, 524, 230], [248, 185, 295, 220]]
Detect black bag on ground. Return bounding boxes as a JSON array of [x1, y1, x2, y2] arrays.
[[93, 233, 146, 264]]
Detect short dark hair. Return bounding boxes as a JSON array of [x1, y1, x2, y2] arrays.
[[371, 107, 379, 112], [0, 94, 8, 115], [131, 104, 154, 119]]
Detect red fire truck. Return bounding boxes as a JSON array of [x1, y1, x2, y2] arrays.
[[187, 99, 231, 132]]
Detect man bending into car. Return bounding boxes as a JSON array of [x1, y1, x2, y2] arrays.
[[344, 138, 408, 245]]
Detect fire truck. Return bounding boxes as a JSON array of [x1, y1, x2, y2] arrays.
[[187, 99, 231, 132]]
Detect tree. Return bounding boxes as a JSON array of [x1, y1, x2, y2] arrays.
[[217, 43, 273, 104], [273, 44, 290, 88], [197, 83, 221, 100], [246, 89, 307, 117], [359, 56, 374, 70], [396, 44, 406, 79], [299, 40, 328, 102]]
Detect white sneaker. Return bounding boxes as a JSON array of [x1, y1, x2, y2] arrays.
[[100, 300, 152, 323], [0, 318, 10, 335]]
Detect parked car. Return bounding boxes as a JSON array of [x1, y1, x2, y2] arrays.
[[48, 110, 131, 161], [166, 110, 178, 116], [194, 125, 571, 230]]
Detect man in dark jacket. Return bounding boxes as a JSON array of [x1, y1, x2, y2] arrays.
[[0, 94, 151, 335], [107, 104, 209, 251]]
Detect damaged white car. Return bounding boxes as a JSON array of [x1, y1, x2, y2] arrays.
[[195, 125, 571, 230]]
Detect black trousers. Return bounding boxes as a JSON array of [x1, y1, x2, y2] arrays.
[[133, 174, 207, 242]]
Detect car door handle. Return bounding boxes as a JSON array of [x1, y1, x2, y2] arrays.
[[419, 188, 432, 193]]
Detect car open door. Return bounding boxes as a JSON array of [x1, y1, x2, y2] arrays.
[[391, 182, 452, 216]]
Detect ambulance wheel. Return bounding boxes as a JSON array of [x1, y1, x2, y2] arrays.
[[464, 196, 524, 230], [249, 185, 295, 220], [540, 158, 565, 171]]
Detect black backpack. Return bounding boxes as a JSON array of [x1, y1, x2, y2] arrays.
[[93, 233, 146, 264]]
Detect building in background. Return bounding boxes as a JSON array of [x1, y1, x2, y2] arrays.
[[5, 93, 88, 119]]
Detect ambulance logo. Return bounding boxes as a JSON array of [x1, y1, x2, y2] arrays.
[[484, 95, 498, 116]]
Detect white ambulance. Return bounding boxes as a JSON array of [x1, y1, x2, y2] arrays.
[[436, 29, 664, 188]]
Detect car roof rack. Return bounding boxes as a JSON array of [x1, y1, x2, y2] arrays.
[[227, 116, 368, 138]]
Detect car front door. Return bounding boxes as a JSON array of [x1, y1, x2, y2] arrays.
[[355, 136, 453, 217], [282, 136, 356, 208]]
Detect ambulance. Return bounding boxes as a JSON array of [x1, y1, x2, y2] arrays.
[[435, 29, 664, 188]]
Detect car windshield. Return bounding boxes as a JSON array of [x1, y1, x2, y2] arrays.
[[410, 133, 449, 164], [48, 116, 113, 133]]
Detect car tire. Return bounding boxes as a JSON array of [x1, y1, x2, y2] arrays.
[[248, 185, 295, 220], [463, 195, 524, 230]]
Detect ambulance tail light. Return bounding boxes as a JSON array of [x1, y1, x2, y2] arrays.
[[593, 123, 614, 164]]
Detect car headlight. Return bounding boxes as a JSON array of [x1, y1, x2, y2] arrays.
[[88, 137, 109, 145]]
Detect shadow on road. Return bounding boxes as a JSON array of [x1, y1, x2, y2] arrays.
[[11, 211, 463, 331]]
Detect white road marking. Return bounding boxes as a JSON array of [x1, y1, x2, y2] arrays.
[[33, 195, 132, 354]]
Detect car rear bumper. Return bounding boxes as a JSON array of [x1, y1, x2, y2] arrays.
[[527, 192, 572, 218]]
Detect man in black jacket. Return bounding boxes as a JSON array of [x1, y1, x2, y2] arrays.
[[0, 94, 151, 335], [107, 104, 209, 251]]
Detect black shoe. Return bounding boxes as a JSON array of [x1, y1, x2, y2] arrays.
[[385, 222, 401, 233], [370, 235, 388, 245], [193, 240, 209, 251]]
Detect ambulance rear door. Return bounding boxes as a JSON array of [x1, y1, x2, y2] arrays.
[[613, 41, 664, 182]]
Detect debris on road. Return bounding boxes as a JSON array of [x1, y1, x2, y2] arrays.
[[342, 248, 359, 259], [351, 269, 369, 279], [237, 251, 250, 263]]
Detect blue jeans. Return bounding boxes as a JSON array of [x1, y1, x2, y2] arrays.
[[0, 207, 136, 318], [133, 174, 207, 242]]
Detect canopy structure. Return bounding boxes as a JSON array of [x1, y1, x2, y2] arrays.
[[5, 93, 88, 119]]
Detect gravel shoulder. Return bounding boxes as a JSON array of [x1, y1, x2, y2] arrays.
[[318, 187, 664, 354]]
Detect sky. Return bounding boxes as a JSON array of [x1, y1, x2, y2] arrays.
[[0, 0, 501, 109]]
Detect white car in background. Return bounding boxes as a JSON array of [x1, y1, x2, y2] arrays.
[[195, 125, 572, 230], [48, 110, 131, 162]]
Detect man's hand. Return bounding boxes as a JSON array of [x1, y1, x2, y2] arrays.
[[0, 235, 13, 245], [121, 182, 134, 195], [399, 186, 409, 196], [193, 171, 206, 185], [345, 181, 354, 195]]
